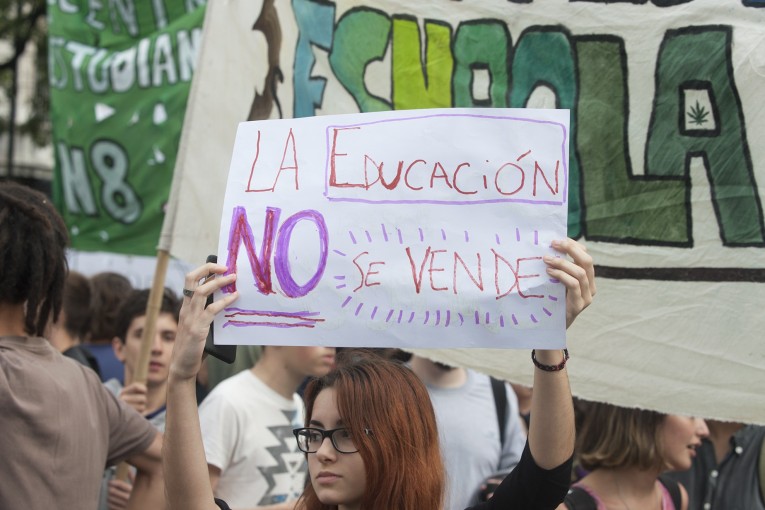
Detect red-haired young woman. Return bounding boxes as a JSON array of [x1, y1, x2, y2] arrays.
[[164, 238, 596, 510]]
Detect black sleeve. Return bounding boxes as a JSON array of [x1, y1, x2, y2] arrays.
[[215, 498, 231, 510], [466, 442, 573, 510]]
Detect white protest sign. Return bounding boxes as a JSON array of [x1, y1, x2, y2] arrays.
[[215, 108, 570, 348]]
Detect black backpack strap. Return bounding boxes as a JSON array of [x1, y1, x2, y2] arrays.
[[563, 486, 598, 510], [658, 473, 683, 510], [489, 376, 507, 449]]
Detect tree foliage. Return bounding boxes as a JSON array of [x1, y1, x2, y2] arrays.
[[0, 0, 49, 147]]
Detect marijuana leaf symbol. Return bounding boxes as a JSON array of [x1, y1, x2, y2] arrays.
[[688, 101, 710, 126]]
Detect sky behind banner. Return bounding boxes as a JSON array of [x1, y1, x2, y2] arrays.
[[49, 0, 205, 255], [167, 0, 765, 423]]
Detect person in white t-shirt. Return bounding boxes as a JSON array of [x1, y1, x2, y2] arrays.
[[199, 345, 336, 509]]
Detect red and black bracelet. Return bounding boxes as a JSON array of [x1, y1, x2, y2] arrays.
[[531, 349, 569, 371]]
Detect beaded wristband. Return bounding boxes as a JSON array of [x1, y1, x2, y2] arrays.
[[531, 349, 569, 372]]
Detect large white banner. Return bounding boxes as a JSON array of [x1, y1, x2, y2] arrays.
[[165, 0, 765, 424], [215, 108, 570, 348]]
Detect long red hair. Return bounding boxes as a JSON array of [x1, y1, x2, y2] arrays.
[[296, 351, 445, 510]]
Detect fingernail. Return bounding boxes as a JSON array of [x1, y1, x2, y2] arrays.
[[543, 255, 553, 263]]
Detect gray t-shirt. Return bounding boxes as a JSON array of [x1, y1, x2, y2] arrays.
[[425, 368, 527, 510]]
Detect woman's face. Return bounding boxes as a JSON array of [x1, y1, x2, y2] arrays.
[[658, 415, 709, 470], [307, 388, 367, 510]]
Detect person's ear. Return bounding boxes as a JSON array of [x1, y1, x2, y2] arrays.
[[112, 336, 126, 362]]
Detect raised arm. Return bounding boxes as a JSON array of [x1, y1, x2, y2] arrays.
[[529, 238, 595, 469], [164, 263, 238, 510]]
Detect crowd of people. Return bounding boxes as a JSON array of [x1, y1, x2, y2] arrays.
[[1, 180, 763, 510]]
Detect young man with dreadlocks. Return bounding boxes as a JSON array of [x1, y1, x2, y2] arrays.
[[0, 182, 165, 509]]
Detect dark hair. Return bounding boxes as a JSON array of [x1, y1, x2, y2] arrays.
[[89, 272, 133, 342], [297, 351, 445, 510], [576, 401, 667, 471], [61, 271, 92, 340], [0, 182, 69, 336], [114, 287, 180, 343]]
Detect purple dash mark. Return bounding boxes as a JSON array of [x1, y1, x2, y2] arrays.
[[424, 311, 430, 325], [530, 314, 539, 323], [549, 278, 560, 284], [445, 310, 451, 327], [371, 306, 378, 320], [386, 309, 395, 322], [334, 275, 346, 280], [335, 284, 347, 289], [435, 310, 441, 326], [365, 230, 372, 242], [543, 308, 552, 317], [534, 230, 539, 245], [397, 310, 403, 323], [485, 312, 490, 324], [548, 295, 558, 301], [341, 296, 352, 308], [458, 313, 465, 325], [355, 303, 364, 316], [408, 312, 415, 323], [381, 224, 389, 242], [495, 234, 501, 245], [333, 249, 347, 257], [500, 315, 505, 327], [512, 314, 519, 325], [397, 228, 403, 244], [349, 231, 357, 244], [515, 228, 521, 242], [464, 231, 470, 242], [418, 228, 424, 242], [474, 310, 480, 324], [441, 229, 447, 241]]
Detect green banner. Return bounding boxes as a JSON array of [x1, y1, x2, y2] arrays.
[[49, 0, 205, 255]]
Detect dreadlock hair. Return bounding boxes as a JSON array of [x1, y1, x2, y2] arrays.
[[0, 182, 69, 336]]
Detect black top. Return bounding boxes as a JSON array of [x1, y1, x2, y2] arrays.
[[214, 442, 572, 510]]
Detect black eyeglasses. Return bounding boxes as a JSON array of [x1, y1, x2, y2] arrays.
[[293, 427, 371, 454]]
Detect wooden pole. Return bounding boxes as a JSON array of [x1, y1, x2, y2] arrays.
[[114, 249, 171, 481]]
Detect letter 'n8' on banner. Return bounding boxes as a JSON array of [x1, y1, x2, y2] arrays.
[[215, 108, 570, 349]]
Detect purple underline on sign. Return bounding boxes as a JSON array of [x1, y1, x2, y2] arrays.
[[365, 230, 372, 243], [543, 308, 552, 317], [349, 231, 357, 244], [381, 224, 389, 242], [341, 296, 352, 308], [225, 307, 321, 319], [326, 197, 566, 206], [355, 303, 364, 316], [224, 320, 318, 329], [333, 250, 347, 257], [419, 228, 424, 242], [370, 306, 378, 320]]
